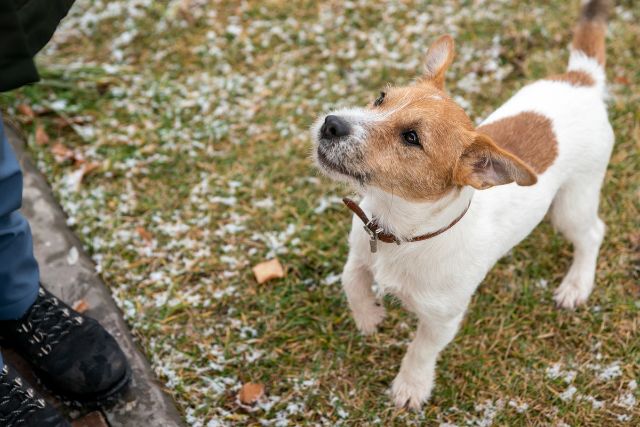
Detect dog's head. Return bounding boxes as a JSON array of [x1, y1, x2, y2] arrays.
[[311, 35, 536, 202]]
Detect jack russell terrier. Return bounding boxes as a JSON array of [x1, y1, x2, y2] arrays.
[[311, 0, 613, 409]]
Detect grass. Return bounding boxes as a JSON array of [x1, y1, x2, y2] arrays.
[[1, 0, 638, 425]]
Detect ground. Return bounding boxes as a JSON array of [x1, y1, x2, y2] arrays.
[[1, 0, 638, 426]]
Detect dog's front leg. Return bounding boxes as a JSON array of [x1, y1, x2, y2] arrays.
[[341, 254, 385, 335], [391, 311, 464, 409]]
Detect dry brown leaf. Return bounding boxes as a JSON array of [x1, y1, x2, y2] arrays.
[[238, 382, 265, 405], [73, 152, 87, 165], [17, 104, 35, 118], [252, 259, 285, 284], [614, 75, 630, 85], [136, 226, 153, 242], [82, 161, 101, 175], [51, 142, 75, 163], [35, 125, 50, 145], [65, 162, 101, 191], [53, 115, 90, 130], [72, 299, 90, 313]]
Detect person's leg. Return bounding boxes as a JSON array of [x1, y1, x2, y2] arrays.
[[0, 116, 131, 407], [0, 116, 40, 321], [0, 127, 70, 424]]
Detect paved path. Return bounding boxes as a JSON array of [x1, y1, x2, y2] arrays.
[[3, 121, 184, 427]]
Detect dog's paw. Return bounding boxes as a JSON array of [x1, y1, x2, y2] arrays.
[[352, 303, 386, 335], [554, 276, 593, 310], [391, 374, 432, 411]]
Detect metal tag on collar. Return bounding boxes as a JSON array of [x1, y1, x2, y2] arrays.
[[364, 222, 383, 253]]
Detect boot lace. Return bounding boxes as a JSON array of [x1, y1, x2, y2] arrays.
[[0, 364, 46, 426], [16, 288, 84, 358]]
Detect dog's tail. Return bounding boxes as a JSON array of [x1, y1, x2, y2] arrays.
[[567, 0, 611, 90]]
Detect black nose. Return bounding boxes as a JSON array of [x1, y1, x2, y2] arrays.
[[320, 115, 350, 139]]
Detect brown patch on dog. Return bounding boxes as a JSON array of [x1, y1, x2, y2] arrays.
[[572, 0, 610, 66], [477, 112, 558, 174], [546, 71, 595, 87], [360, 82, 538, 199], [573, 21, 606, 66], [362, 82, 475, 201]]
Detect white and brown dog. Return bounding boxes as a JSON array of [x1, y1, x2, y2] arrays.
[[311, 0, 613, 409]]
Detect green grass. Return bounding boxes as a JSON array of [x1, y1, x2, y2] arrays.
[[1, 1, 638, 425]]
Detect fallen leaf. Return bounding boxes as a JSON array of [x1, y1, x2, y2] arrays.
[[17, 104, 35, 118], [252, 259, 285, 284], [614, 75, 630, 85], [51, 142, 75, 163], [136, 226, 153, 242], [73, 151, 86, 164], [238, 382, 265, 405], [53, 115, 91, 130], [35, 125, 50, 145], [82, 161, 101, 175], [64, 162, 101, 192], [72, 299, 90, 313]]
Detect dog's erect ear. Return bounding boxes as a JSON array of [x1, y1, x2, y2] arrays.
[[423, 35, 455, 89], [454, 132, 537, 189]]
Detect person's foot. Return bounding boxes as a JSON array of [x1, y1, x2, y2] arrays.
[[0, 361, 70, 427], [0, 286, 131, 408]]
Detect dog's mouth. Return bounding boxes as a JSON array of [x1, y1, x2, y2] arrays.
[[316, 146, 369, 183]]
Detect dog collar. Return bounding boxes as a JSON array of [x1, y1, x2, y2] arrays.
[[342, 197, 471, 253]]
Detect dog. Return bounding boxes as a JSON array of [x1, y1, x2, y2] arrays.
[[311, 0, 613, 409]]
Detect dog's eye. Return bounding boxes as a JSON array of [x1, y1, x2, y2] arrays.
[[374, 92, 385, 107], [402, 130, 420, 146]]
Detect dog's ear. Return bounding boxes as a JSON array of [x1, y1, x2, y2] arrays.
[[423, 35, 455, 89], [454, 132, 537, 189]]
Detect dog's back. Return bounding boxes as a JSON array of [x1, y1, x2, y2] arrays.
[[473, 0, 614, 308], [479, 0, 612, 185]]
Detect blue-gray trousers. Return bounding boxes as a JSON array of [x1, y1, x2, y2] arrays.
[[0, 117, 40, 364]]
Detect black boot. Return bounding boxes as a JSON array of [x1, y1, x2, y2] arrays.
[[0, 361, 69, 427], [0, 286, 131, 408]]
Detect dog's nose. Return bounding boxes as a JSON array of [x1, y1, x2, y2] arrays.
[[320, 115, 350, 139]]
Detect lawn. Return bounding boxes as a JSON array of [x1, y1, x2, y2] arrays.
[[1, 0, 638, 425]]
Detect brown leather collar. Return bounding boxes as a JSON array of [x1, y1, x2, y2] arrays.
[[342, 197, 471, 253]]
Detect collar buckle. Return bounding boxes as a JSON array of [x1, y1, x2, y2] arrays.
[[364, 221, 383, 253]]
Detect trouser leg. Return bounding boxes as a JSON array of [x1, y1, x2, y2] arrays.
[[0, 117, 39, 321]]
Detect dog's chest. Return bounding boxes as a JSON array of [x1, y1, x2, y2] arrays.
[[368, 240, 473, 299]]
